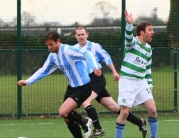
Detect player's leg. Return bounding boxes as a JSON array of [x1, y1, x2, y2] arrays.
[[116, 77, 137, 138], [84, 72, 106, 137], [66, 111, 92, 138], [126, 112, 147, 138], [60, 84, 92, 138], [143, 99, 158, 138], [116, 106, 130, 138], [135, 79, 157, 138], [60, 98, 92, 136], [65, 120, 83, 138], [100, 96, 143, 125], [60, 98, 84, 138], [82, 91, 104, 137], [100, 95, 147, 137], [61, 86, 83, 138]]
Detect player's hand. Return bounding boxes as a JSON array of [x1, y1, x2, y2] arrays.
[[124, 10, 133, 24], [113, 72, 120, 81], [94, 69, 101, 76], [18, 80, 27, 86]]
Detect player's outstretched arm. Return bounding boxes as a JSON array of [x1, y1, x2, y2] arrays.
[[124, 10, 133, 24]]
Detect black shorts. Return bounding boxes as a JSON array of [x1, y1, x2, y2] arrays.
[[63, 83, 92, 107], [89, 72, 111, 103]]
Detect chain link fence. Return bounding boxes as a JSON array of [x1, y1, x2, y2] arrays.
[[0, 0, 178, 117]]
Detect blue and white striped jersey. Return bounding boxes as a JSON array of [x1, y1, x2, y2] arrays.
[[74, 41, 113, 74], [25, 44, 98, 87]]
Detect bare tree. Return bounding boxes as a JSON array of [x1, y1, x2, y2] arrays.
[[13, 11, 37, 27], [0, 18, 4, 27], [167, 0, 179, 46], [134, 8, 164, 25], [90, 1, 117, 25], [167, 0, 179, 64]]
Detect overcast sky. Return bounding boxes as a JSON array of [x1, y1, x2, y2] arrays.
[[0, 0, 170, 25]]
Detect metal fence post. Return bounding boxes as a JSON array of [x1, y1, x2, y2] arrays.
[[121, 0, 126, 58], [173, 48, 178, 112], [17, 0, 22, 119]]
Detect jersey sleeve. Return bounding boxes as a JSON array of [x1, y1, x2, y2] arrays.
[[83, 50, 99, 70], [125, 23, 137, 50], [94, 43, 113, 66], [145, 49, 153, 88], [25, 54, 57, 85]]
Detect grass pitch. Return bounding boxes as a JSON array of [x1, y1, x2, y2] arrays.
[[0, 114, 179, 138]]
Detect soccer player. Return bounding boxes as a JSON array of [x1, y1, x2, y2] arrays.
[[66, 26, 148, 138], [115, 10, 158, 138], [17, 31, 102, 138]]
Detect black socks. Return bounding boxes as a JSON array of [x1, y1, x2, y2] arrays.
[[85, 105, 102, 129], [66, 121, 83, 138]]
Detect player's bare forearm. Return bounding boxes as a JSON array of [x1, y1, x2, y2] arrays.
[[108, 64, 119, 81]]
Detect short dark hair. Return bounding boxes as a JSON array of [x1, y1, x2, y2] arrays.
[[136, 21, 152, 36], [44, 31, 60, 42], [75, 26, 87, 32]]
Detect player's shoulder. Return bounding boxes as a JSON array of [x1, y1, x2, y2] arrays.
[[145, 43, 152, 49], [91, 41, 100, 45], [144, 43, 152, 54], [90, 41, 102, 49], [66, 44, 87, 54], [73, 43, 79, 48], [62, 44, 74, 49]]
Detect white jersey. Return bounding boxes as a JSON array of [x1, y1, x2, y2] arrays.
[[120, 23, 153, 88], [74, 41, 113, 74], [25, 44, 98, 87]]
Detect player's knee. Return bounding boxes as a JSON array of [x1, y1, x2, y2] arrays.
[[59, 109, 67, 118], [120, 109, 129, 117], [123, 110, 129, 117], [148, 107, 157, 117], [82, 101, 91, 108]]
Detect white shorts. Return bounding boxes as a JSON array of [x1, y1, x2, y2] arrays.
[[118, 77, 153, 107]]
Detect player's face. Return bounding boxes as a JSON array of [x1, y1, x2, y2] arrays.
[[75, 29, 89, 46], [143, 25, 154, 43], [45, 39, 60, 53]]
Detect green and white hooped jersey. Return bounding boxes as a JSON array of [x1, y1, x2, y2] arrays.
[[120, 23, 153, 88]]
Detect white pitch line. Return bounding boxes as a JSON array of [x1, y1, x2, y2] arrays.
[[38, 123, 54, 125], [164, 120, 179, 121], [1, 123, 54, 125]]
